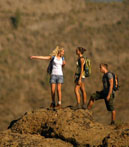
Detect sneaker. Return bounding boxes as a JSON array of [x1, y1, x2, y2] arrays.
[[82, 104, 87, 110], [50, 103, 56, 108], [72, 103, 81, 110], [55, 104, 61, 109], [110, 121, 115, 125]]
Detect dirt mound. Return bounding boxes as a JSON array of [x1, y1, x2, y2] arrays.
[[0, 130, 72, 147], [0, 107, 129, 146], [102, 123, 129, 146]]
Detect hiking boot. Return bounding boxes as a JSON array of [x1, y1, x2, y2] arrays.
[[82, 104, 87, 110], [55, 104, 61, 109], [110, 121, 115, 125], [50, 103, 56, 108], [72, 103, 81, 110]]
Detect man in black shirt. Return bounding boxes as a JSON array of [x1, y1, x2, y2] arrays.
[[87, 63, 116, 125]]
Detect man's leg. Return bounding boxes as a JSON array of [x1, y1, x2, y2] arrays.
[[105, 94, 116, 124], [87, 98, 95, 109], [111, 110, 116, 124], [87, 91, 102, 109]]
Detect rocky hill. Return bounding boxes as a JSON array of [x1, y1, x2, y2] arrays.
[[0, 0, 129, 131], [0, 107, 129, 146]]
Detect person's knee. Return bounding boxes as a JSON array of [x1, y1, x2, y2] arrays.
[[75, 88, 79, 95], [88, 98, 94, 106], [80, 87, 85, 93], [57, 84, 61, 90], [57, 87, 61, 92], [87, 97, 94, 109], [90, 95, 95, 101], [51, 88, 55, 93], [112, 110, 116, 114], [75, 85, 79, 91]]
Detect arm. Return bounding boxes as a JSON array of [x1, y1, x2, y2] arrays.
[[30, 56, 51, 60], [62, 57, 66, 67], [62, 60, 66, 67], [78, 58, 85, 85], [107, 78, 113, 101]]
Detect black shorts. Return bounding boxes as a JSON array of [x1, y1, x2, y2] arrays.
[[74, 76, 85, 84], [91, 91, 115, 111]]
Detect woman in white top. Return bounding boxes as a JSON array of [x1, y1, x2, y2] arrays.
[[30, 46, 66, 109]]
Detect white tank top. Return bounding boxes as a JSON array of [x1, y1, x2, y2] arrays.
[[51, 56, 63, 75]]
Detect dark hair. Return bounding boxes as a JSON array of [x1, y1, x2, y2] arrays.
[[100, 63, 108, 70], [77, 47, 86, 54]]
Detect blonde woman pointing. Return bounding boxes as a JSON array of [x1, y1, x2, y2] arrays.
[[30, 46, 66, 109]]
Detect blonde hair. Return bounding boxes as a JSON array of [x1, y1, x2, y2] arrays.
[[50, 46, 64, 57]]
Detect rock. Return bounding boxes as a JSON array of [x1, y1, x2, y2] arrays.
[[102, 123, 129, 146], [0, 107, 129, 147], [0, 130, 72, 147]]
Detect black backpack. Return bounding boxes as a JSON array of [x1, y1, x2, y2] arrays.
[[106, 72, 119, 91], [47, 56, 55, 74]]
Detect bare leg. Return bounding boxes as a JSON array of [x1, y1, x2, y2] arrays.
[[57, 83, 62, 104], [80, 82, 87, 104], [111, 110, 116, 123], [87, 98, 94, 109], [51, 84, 56, 104], [75, 84, 81, 104]]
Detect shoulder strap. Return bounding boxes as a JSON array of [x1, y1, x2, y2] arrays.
[[51, 56, 55, 61], [105, 72, 111, 76], [104, 72, 110, 83], [62, 57, 65, 61], [49, 56, 55, 64], [78, 56, 84, 66]]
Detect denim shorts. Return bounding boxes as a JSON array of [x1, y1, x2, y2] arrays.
[[50, 75, 64, 84]]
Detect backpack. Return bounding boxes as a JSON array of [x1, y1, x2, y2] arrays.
[[106, 72, 119, 91], [112, 73, 119, 91], [84, 57, 91, 77], [78, 57, 91, 77], [47, 56, 55, 74]]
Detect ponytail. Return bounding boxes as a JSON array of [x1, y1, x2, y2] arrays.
[[77, 47, 86, 54]]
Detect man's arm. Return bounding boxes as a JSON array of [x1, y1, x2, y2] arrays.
[[107, 78, 113, 101]]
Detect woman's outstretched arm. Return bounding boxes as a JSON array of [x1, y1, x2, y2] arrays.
[[30, 56, 51, 60]]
